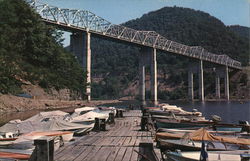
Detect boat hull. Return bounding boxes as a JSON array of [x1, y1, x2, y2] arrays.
[[158, 139, 237, 152], [155, 119, 243, 132]]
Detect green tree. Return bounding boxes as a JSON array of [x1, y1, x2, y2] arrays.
[[0, 0, 86, 98]]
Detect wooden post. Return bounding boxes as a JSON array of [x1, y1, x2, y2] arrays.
[[115, 109, 119, 118], [241, 154, 250, 161], [93, 118, 100, 131], [116, 110, 123, 118], [108, 113, 115, 124], [142, 109, 149, 118], [138, 143, 159, 161], [141, 116, 148, 131], [30, 137, 54, 161], [120, 110, 123, 117], [100, 119, 106, 131]]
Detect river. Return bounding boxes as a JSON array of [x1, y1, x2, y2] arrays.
[[0, 100, 249, 126], [174, 101, 250, 124]]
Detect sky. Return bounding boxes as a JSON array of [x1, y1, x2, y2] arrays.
[[41, 0, 250, 45]]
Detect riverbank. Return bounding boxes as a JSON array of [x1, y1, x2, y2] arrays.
[[1, 94, 249, 113], [0, 94, 122, 113]]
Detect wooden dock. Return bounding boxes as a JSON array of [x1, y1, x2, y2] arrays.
[[54, 110, 161, 161]]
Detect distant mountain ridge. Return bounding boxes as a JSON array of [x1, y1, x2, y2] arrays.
[[228, 25, 250, 40], [90, 6, 249, 99], [122, 7, 249, 65]]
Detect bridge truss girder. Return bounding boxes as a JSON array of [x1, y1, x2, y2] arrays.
[[25, 0, 241, 69]]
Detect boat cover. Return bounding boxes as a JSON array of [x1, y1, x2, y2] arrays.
[[156, 128, 250, 145], [71, 110, 109, 122], [0, 120, 35, 134], [11, 131, 73, 144], [74, 107, 96, 112], [21, 119, 94, 133], [159, 103, 202, 116], [71, 107, 97, 118], [0, 119, 94, 134], [24, 110, 70, 122], [22, 131, 73, 137]]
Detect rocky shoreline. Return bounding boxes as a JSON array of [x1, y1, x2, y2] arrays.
[[0, 94, 122, 113]]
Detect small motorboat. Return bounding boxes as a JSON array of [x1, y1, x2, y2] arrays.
[[0, 149, 31, 160], [158, 103, 202, 116], [158, 139, 246, 151], [2, 131, 74, 151], [151, 114, 207, 122], [0, 131, 19, 146], [71, 107, 97, 118], [0, 118, 94, 138], [155, 118, 248, 132], [0, 137, 18, 146], [22, 131, 74, 142], [156, 128, 250, 151], [164, 150, 250, 161], [70, 110, 109, 124], [156, 128, 250, 139]]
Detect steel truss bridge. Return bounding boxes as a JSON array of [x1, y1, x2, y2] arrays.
[[26, 0, 241, 69]]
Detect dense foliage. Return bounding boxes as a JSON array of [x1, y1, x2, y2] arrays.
[[229, 25, 250, 40], [91, 6, 249, 100], [0, 0, 86, 97]]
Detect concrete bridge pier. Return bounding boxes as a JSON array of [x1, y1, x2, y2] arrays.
[[224, 66, 229, 100], [188, 69, 194, 101], [139, 52, 146, 106], [215, 75, 220, 99], [70, 32, 91, 101], [188, 61, 204, 101], [139, 48, 158, 106], [198, 60, 204, 101], [150, 48, 158, 105], [215, 66, 229, 100]]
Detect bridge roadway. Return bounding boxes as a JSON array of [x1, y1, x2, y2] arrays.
[[54, 110, 161, 161]]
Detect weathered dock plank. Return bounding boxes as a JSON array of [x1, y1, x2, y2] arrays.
[[106, 147, 121, 161], [114, 147, 127, 161], [121, 147, 133, 161], [54, 110, 161, 161], [73, 146, 95, 161]]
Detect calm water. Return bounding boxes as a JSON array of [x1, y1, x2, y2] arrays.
[[172, 101, 250, 124], [0, 101, 249, 126]]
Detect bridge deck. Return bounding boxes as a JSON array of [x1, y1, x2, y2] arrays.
[[54, 110, 161, 161]]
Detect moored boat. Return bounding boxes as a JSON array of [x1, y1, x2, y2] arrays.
[[0, 137, 18, 146], [0, 150, 31, 160], [71, 107, 97, 118], [155, 118, 249, 132], [164, 150, 250, 161], [158, 139, 247, 151], [22, 131, 73, 142], [2, 131, 74, 151], [156, 128, 250, 151]]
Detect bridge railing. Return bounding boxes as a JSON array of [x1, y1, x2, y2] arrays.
[[25, 0, 242, 69]]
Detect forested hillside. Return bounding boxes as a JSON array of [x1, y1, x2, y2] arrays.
[[0, 0, 86, 98], [229, 25, 250, 40], [91, 7, 249, 100]]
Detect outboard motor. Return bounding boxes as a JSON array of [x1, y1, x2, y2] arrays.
[[239, 121, 250, 133], [211, 115, 222, 123], [192, 109, 198, 112], [239, 120, 249, 125]]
